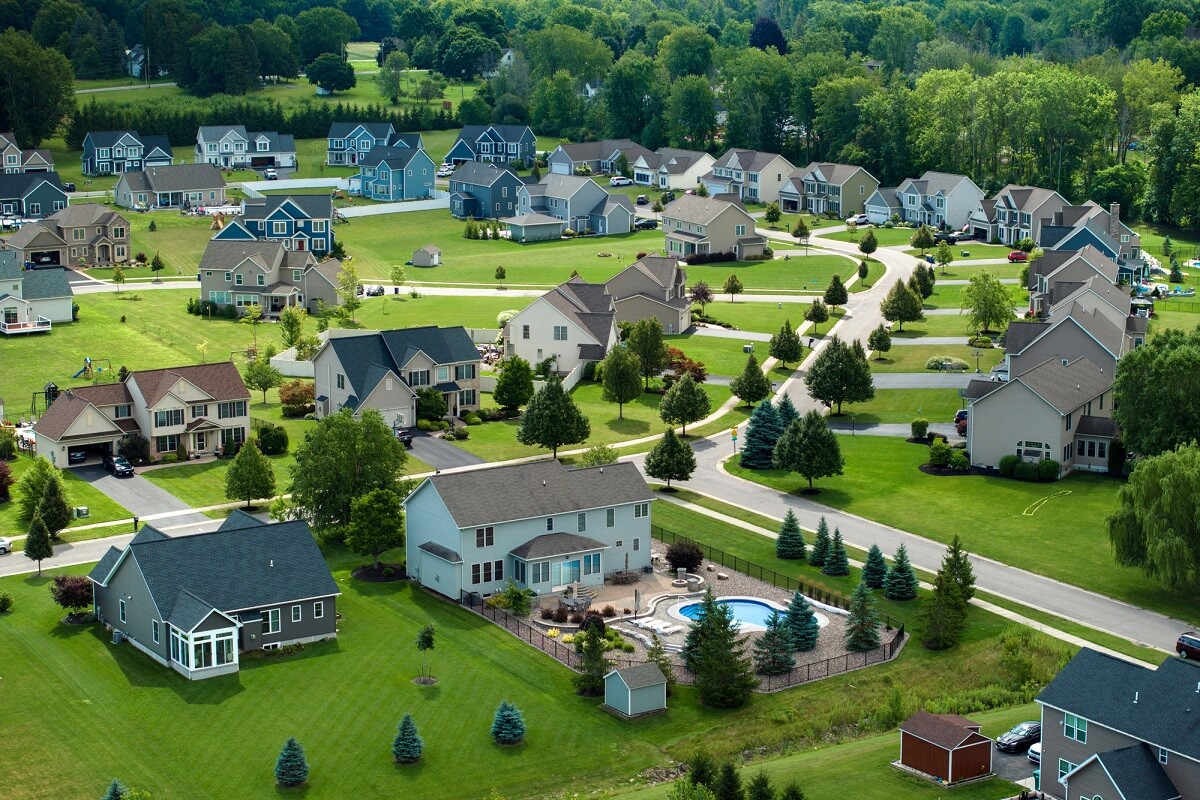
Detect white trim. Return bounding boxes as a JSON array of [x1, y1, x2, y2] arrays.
[[224, 591, 341, 613], [291, 604, 302, 623], [313, 600, 324, 619]]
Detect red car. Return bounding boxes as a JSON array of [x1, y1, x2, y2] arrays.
[[1007, 250, 1029, 263]]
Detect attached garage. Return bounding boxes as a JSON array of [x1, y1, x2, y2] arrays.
[[899, 711, 992, 785], [550, 161, 571, 175], [250, 156, 277, 168]]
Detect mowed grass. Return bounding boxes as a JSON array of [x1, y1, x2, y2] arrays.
[[699, 300, 843, 335], [889, 314, 982, 338], [868, 345, 1003, 373], [819, 226, 918, 247], [726, 435, 1200, 624], [923, 282, 1026, 310], [685, 254, 858, 293], [351, 293, 533, 331], [666, 333, 769, 377], [840, 388, 964, 424], [0, 455, 131, 540], [901, 243, 1012, 261]]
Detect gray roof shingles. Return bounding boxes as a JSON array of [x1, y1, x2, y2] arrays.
[[1093, 744, 1180, 800], [509, 532, 610, 560], [1017, 356, 1111, 414], [327, 326, 478, 400], [613, 663, 668, 689]]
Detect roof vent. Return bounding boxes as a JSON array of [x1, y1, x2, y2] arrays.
[[542, 480, 546, 486], [1134, 691, 1139, 704], [269, 559, 274, 568]]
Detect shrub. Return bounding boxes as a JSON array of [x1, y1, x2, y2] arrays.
[[452, 426, 469, 440], [256, 424, 289, 455], [569, 612, 584, 624], [949, 450, 970, 472], [416, 419, 433, 431], [466, 416, 482, 426], [553, 606, 569, 623], [50, 575, 93, 611], [161, 454, 178, 464], [929, 439, 952, 467], [539, 607, 555, 620], [998, 454, 1020, 477], [684, 250, 737, 265], [925, 356, 970, 371], [0, 592, 12, 613], [622, 642, 635, 653], [1037, 458, 1060, 482], [435, 420, 451, 431], [601, 605, 616, 618], [911, 418, 929, 439], [1013, 461, 1039, 481], [580, 612, 605, 636], [967, 336, 994, 348], [666, 540, 704, 572]]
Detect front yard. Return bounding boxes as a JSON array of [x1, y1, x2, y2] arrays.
[[0, 456, 131, 544], [839, 388, 963, 424], [868, 345, 1003, 373]]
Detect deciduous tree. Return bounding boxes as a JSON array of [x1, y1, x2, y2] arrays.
[[224, 440, 275, 508], [804, 335, 874, 414], [769, 320, 802, 367], [803, 298, 829, 330], [881, 281, 924, 331], [823, 275, 848, 309], [346, 487, 406, 569], [50, 574, 92, 612], [307, 53, 356, 93], [243, 357, 283, 404], [910, 224, 934, 253], [600, 346, 643, 419], [626, 318, 669, 389], [645, 428, 697, 488], [659, 374, 710, 434], [494, 356, 535, 413], [730, 354, 771, 406], [517, 376, 590, 458], [374, 50, 410, 103], [1111, 328, 1200, 456], [963, 270, 1016, 333], [689, 282, 714, 315], [867, 324, 892, 358], [858, 229, 877, 257], [773, 412, 844, 491]]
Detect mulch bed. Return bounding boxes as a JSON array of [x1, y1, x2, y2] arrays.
[[62, 612, 94, 625], [351, 563, 407, 582], [919, 464, 987, 477]]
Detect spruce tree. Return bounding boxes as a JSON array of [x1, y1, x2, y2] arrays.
[[747, 772, 776, 800], [822, 528, 850, 576], [845, 580, 881, 651], [392, 714, 424, 764], [101, 779, 127, 800], [275, 737, 309, 787], [883, 543, 919, 601], [919, 571, 967, 651], [491, 701, 527, 745], [768, 319, 802, 367], [681, 588, 720, 670], [688, 750, 717, 788], [645, 428, 697, 488], [783, 590, 819, 651], [780, 782, 806, 800], [775, 509, 806, 559], [730, 354, 771, 406], [37, 473, 71, 538], [516, 375, 590, 458], [573, 629, 612, 695], [808, 516, 831, 567], [715, 762, 744, 800], [941, 534, 976, 602], [752, 610, 796, 675], [775, 394, 799, 429], [740, 400, 782, 470], [691, 593, 757, 708], [862, 544, 888, 589], [24, 514, 53, 576]]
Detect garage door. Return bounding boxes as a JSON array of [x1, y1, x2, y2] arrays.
[[550, 161, 570, 175], [250, 156, 276, 168], [866, 206, 889, 225], [31, 250, 62, 266]]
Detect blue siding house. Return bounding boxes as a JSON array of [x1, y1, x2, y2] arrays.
[[448, 162, 524, 219], [326, 122, 423, 166], [81, 131, 173, 176], [444, 125, 536, 168], [0, 173, 68, 219], [216, 195, 334, 253], [355, 146, 436, 201]]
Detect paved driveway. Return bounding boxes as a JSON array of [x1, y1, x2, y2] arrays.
[[991, 746, 1039, 784], [69, 465, 209, 525], [408, 433, 486, 471]]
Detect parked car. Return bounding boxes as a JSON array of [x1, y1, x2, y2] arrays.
[[933, 231, 956, 244], [103, 453, 135, 478], [661, 191, 676, 203], [1028, 742, 1041, 764], [954, 409, 968, 423], [995, 722, 1041, 753], [845, 213, 869, 225], [62, 182, 76, 193], [636, 195, 650, 205], [609, 176, 632, 187], [1007, 250, 1029, 263], [396, 429, 414, 447], [264, 168, 278, 180], [436, 166, 454, 177], [365, 285, 385, 297], [1177, 631, 1200, 659], [355, 283, 364, 296], [952, 230, 974, 243], [68, 450, 86, 464], [635, 218, 658, 230], [0, 536, 10, 555]]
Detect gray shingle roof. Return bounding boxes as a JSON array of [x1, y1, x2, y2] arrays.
[[451, 161, 519, 187], [1066, 302, 1126, 357], [556, 139, 653, 163], [17, 266, 72, 300], [328, 121, 394, 139], [899, 171, 972, 196], [241, 194, 333, 222], [663, 195, 750, 225], [798, 161, 868, 186], [1016, 356, 1111, 414], [714, 149, 788, 173], [541, 277, 615, 346], [503, 212, 564, 227], [963, 379, 1002, 401], [359, 144, 424, 169], [130, 361, 250, 407], [88, 546, 123, 584], [611, 663, 668, 689], [417, 541, 462, 564], [0, 172, 64, 200], [1004, 321, 1051, 355], [135, 164, 225, 193], [327, 326, 479, 400], [166, 588, 220, 631], [509, 532, 610, 559], [1075, 415, 1117, 437], [417, 460, 653, 529], [198, 239, 288, 274], [1092, 744, 1180, 800]]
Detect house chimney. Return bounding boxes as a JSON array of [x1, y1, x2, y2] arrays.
[[1108, 203, 1121, 238]]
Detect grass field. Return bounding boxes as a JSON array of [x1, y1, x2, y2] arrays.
[[666, 333, 769, 377], [839, 388, 964, 424], [888, 314, 980, 338], [869, 345, 1003, 373], [923, 282, 1026, 310], [0, 456, 131, 541], [699, 301, 844, 336], [819, 226, 917, 247], [901, 244, 1012, 261]]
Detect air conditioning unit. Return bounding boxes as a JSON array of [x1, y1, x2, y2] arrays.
[[112, 630, 124, 644], [73, 506, 89, 518]]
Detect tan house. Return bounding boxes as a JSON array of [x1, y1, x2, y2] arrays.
[[1027, 246, 1120, 313], [32, 362, 251, 463], [605, 255, 690, 334], [967, 185, 1068, 246], [115, 164, 227, 210], [779, 162, 880, 218], [701, 149, 795, 204], [1005, 303, 1129, 381], [0, 132, 53, 174], [0, 204, 131, 268], [662, 195, 766, 261], [197, 239, 340, 316], [504, 277, 617, 375]]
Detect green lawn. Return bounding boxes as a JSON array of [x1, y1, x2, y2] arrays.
[[726, 435, 1200, 624], [0, 455, 131, 541], [687, 254, 858, 293], [1151, 307, 1200, 335], [699, 301, 845, 336], [849, 258, 887, 292], [840, 388, 964, 424], [901, 243, 1013, 261], [919, 262, 1026, 281], [819, 226, 918, 247], [353, 293, 534, 331], [666, 333, 769, 377], [924, 282, 1026, 310], [889, 314, 980, 338], [869, 345, 1002, 373]]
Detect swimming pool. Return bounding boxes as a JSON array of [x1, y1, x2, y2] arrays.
[[669, 596, 831, 632]]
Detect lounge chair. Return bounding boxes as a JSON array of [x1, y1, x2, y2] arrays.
[[642, 619, 670, 633], [659, 624, 684, 636]]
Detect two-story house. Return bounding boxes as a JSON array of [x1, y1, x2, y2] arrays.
[[312, 325, 481, 425], [482, 48, 515, 79], [217, 195, 333, 253], [88, 511, 339, 680], [631, 147, 716, 191], [354, 145, 436, 201], [662, 195, 766, 261], [80, 131, 173, 176], [114, 164, 226, 210], [504, 277, 617, 375], [0, 172, 68, 219], [32, 361, 252, 462], [0, 132, 53, 174], [195, 126, 297, 169], [326, 122, 423, 166], [0, 249, 73, 334], [546, 140, 654, 176], [703, 150, 796, 205], [4, 204, 131, 268], [893, 171, 985, 230], [1027, 246, 1122, 315], [779, 162, 880, 218], [444, 124, 537, 169], [404, 460, 654, 601], [448, 162, 524, 219], [1035, 647, 1200, 799], [605, 255, 690, 334], [1039, 202, 1146, 285], [506, 174, 633, 239], [967, 185, 1068, 246], [197, 238, 339, 315]]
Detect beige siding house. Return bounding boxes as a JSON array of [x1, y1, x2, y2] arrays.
[[504, 277, 617, 375], [197, 237, 339, 316], [605, 255, 690, 334], [701, 150, 795, 204], [662, 195, 766, 260], [1005, 305, 1127, 380], [779, 162, 880, 218]]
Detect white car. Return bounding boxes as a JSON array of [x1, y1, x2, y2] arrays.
[[1027, 741, 1041, 764], [264, 168, 278, 180], [436, 166, 454, 177], [609, 176, 632, 186], [0, 537, 10, 555], [845, 213, 869, 225]]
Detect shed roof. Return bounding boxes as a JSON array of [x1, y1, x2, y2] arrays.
[[900, 710, 986, 750], [610, 663, 668, 689]]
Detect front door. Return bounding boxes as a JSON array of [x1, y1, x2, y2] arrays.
[[294, 239, 306, 251], [194, 432, 207, 452]]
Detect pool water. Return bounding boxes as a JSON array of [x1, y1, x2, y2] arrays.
[[677, 598, 783, 629]]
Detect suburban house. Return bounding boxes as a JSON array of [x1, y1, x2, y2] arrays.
[[482, 48, 515, 78], [326, 122, 423, 166], [778, 162, 880, 218], [124, 45, 146, 78], [662, 195, 766, 260], [603, 664, 668, 719], [114, 164, 227, 210], [32, 361, 252, 462], [81, 131, 173, 176], [1035, 647, 1200, 799], [0, 249, 73, 334], [0, 172, 68, 219], [504, 277, 617, 375], [894, 171, 985, 230], [311, 325, 481, 426], [547, 140, 653, 175], [702, 149, 796, 204], [0, 132, 53, 174], [631, 147, 715, 190], [403, 460, 654, 601], [354, 145, 436, 201], [1028, 246, 1121, 308], [197, 238, 338, 315], [444, 124, 537, 168], [87, 511, 339, 680], [194, 126, 297, 169], [448, 162, 524, 219], [1039, 202, 1146, 284], [1005, 302, 1130, 381], [1, 204, 132, 267], [507, 174, 633, 238], [898, 711, 993, 785], [215, 195, 333, 253], [966, 185, 1068, 246], [863, 187, 901, 225], [605, 255, 691, 334]]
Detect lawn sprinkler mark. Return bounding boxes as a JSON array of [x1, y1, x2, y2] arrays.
[[1023, 490, 1072, 516]]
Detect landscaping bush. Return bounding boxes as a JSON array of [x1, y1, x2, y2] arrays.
[[0, 592, 11, 613], [1037, 458, 1060, 482], [949, 450, 970, 472], [161, 454, 178, 464], [465, 415, 482, 426], [967, 336, 994, 348], [539, 607, 554, 620], [1013, 461, 1040, 481], [569, 612, 584, 624], [580, 612, 605, 636], [256, 424, 289, 456], [601, 605, 616, 618], [553, 606, 569, 623], [925, 356, 970, 371], [452, 426, 469, 440], [416, 419, 433, 431], [581, 361, 597, 381], [666, 540, 704, 572], [910, 418, 929, 439], [929, 439, 952, 467], [435, 420, 451, 431], [621, 642, 635, 653], [279, 380, 315, 417], [998, 454, 1020, 477], [684, 250, 737, 265]]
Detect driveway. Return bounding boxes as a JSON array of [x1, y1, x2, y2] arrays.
[[408, 433, 486, 471], [70, 465, 209, 526], [991, 746, 1039, 785]]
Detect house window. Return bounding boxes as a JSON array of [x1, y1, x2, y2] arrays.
[[73, 228, 85, 241], [1158, 747, 1168, 764], [531, 560, 550, 583], [209, 291, 231, 305], [577, 512, 586, 532], [113, 404, 132, 419], [553, 326, 567, 341], [28, 204, 39, 215], [437, 366, 449, 382], [458, 388, 476, 406], [1098, 441, 1106, 459], [314, 601, 324, 619], [454, 364, 475, 380], [546, 517, 554, 531], [225, 272, 232, 282], [514, 560, 526, 583], [235, 274, 243, 285], [522, 325, 530, 339], [472, 564, 481, 584], [154, 408, 184, 427], [217, 401, 247, 419], [633, 538, 640, 551], [257, 274, 265, 286], [1064, 713, 1087, 743], [292, 605, 302, 623], [494, 559, 504, 581], [583, 553, 600, 575], [264, 608, 281, 634], [475, 526, 494, 547], [191, 404, 208, 419], [152, 620, 160, 644], [1065, 413, 1072, 431], [119, 599, 126, 623], [313, 221, 327, 233], [220, 427, 245, 447], [272, 222, 287, 235], [606, 508, 614, 527], [293, 269, 303, 282], [336, 374, 345, 390], [634, 502, 649, 518], [735, 224, 746, 236], [1057, 760, 1076, 782]]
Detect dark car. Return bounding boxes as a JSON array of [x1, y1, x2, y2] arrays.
[[395, 429, 414, 448], [951, 230, 974, 244], [635, 218, 658, 230], [103, 453, 135, 477], [954, 409, 968, 424], [636, 195, 650, 205], [661, 191, 676, 203], [365, 285, 385, 297], [933, 231, 956, 244], [67, 450, 86, 464], [62, 182, 76, 193], [995, 721, 1041, 753], [1178, 631, 1200, 659]]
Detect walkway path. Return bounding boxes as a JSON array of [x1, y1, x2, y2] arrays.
[[692, 326, 772, 342], [76, 81, 176, 94]]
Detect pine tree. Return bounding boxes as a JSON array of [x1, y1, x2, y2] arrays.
[[768, 319, 802, 367], [845, 580, 881, 651], [646, 634, 676, 696], [752, 610, 796, 675], [688, 750, 717, 788], [747, 772, 776, 800], [822, 528, 850, 576], [740, 400, 782, 470], [660, 373, 711, 434], [883, 543, 919, 601], [645, 428, 697, 488], [573, 629, 612, 695], [681, 588, 720, 670], [775, 394, 799, 429], [517, 375, 590, 458], [24, 514, 53, 576], [808, 516, 831, 567], [919, 571, 967, 651], [392, 714, 424, 764], [730, 354, 771, 406], [941, 534, 976, 602], [224, 439, 276, 508], [862, 544, 888, 589], [691, 590, 757, 708], [715, 762, 744, 800], [823, 274, 848, 309], [779, 782, 806, 800], [275, 737, 309, 787], [37, 473, 71, 538], [783, 590, 820, 651], [774, 509, 806, 559], [101, 779, 127, 800], [491, 701, 527, 745]]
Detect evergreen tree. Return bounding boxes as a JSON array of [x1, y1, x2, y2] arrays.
[[772, 412, 844, 491], [660, 373, 711, 434], [730, 354, 771, 407], [689, 589, 757, 708], [494, 356, 535, 412], [858, 228, 877, 256], [752, 610, 796, 675], [645, 428, 697, 488], [224, 439, 276, 508], [809, 517, 831, 567], [883, 543, 919, 601], [689, 749, 717, 788], [768, 319, 802, 367], [491, 701, 527, 745], [783, 590, 819, 651], [779, 782, 806, 800], [775, 395, 799, 429], [857, 259, 870, 284], [101, 779, 127, 800], [918, 571, 967, 650], [392, 714, 424, 764], [862, 544, 888, 589], [747, 772, 776, 800], [574, 629, 612, 695], [941, 534, 976, 602], [646, 634, 676, 696], [275, 737, 309, 787], [601, 346, 643, 419], [715, 762, 744, 800], [845, 580, 881, 651], [18, 457, 58, 522], [880, 281, 924, 331], [867, 324, 892, 358], [822, 528, 850, 576], [739, 400, 782, 469], [681, 588, 720, 670], [24, 514, 53, 576], [517, 376, 590, 458], [823, 274, 848, 309], [775, 509, 806, 559], [37, 473, 71, 538]]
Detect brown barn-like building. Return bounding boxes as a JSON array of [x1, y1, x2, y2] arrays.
[[899, 710, 993, 784]]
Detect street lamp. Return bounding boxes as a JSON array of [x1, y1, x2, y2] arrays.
[[972, 348, 981, 374]]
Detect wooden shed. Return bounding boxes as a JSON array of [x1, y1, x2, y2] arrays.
[[412, 245, 441, 267], [899, 710, 992, 784], [602, 664, 667, 720]]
